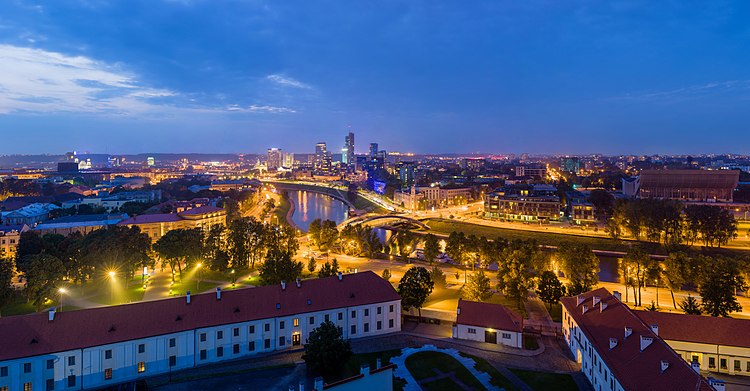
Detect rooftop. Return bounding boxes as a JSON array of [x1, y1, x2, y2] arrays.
[[635, 310, 750, 349], [456, 299, 523, 332]]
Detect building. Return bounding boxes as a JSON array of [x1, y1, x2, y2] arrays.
[[452, 299, 522, 348], [635, 310, 750, 377], [1, 203, 60, 226], [314, 142, 332, 175], [117, 205, 226, 240], [57, 162, 79, 174], [282, 152, 295, 169], [78, 190, 163, 212], [632, 169, 740, 202], [210, 180, 254, 192], [514, 165, 546, 178], [34, 214, 128, 236], [0, 271, 401, 391], [267, 148, 282, 171], [315, 363, 395, 391], [344, 132, 355, 169], [560, 157, 581, 174], [369, 143, 379, 159], [397, 161, 416, 188], [484, 185, 561, 222], [394, 186, 472, 210], [0, 224, 29, 258], [571, 199, 596, 225], [561, 288, 718, 391]]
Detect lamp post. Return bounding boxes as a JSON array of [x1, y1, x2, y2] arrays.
[[655, 279, 659, 308], [196, 263, 202, 291], [464, 262, 468, 284], [58, 288, 66, 312], [108, 271, 116, 304]]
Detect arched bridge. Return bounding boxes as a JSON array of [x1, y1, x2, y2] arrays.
[[341, 214, 430, 230]]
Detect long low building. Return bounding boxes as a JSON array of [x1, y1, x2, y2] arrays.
[[635, 310, 750, 377], [0, 271, 401, 391], [117, 205, 226, 240], [452, 299, 523, 348], [561, 288, 719, 391]]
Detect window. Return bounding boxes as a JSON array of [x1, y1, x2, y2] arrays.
[[169, 338, 176, 348], [25, 362, 32, 373], [309, 316, 315, 325], [217, 347, 224, 357], [709, 357, 716, 369], [280, 321, 285, 330], [502, 333, 512, 339], [293, 318, 299, 327], [468, 328, 476, 334], [46, 359, 54, 369], [264, 323, 270, 332], [325, 314, 330, 322], [105, 350, 112, 360], [389, 305, 394, 313], [249, 341, 256, 351], [169, 356, 176, 367], [735, 360, 742, 372], [351, 325, 357, 335], [67, 375, 75, 388], [364, 309, 369, 316], [138, 344, 145, 354], [233, 344, 240, 354], [67, 356, 75, 366], [0, 366, 7, 377], [249, 325, 255, 334], [721, 358, 727, 370], [351, 311, 356, 319], [24, 383, 32, 391], [45, 379, 54, 391], [233, 328, 240, 337], [137, 362, 145, 373], [389, 319, 394, 328], [377, 307, 382, 315], [338, 312, 343, 321], [364, 323, 369, 333], [279, 336, 285, 346], [264, 339, 271, 349], [747, 362, 750, 372], [217, 330, 224, 340], [200, 350, 207, 360], [200, 333, 207, 342], [377, 321, 382, 330], [104, 368, 112, 380]]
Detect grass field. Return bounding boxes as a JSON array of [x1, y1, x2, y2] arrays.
[[406, 351, 487, 391], [459, 353, 520, 391], [509, 369, 578, 391], [0, 295, 35, 316]]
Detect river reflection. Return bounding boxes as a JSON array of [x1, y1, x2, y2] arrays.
[[288, 190, 349, 231]]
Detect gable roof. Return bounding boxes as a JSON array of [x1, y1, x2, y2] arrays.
[[456, 299, 523, 332], [561, 288, 713, 391], [635, 310, 750, 349], [0, 271, 399, 362]]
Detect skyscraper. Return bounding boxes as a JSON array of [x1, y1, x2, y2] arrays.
[[344, 132, 355, 169], [369, 143, 379, 159], [267, 148, 282, 170], [315, 142, 331, 174]]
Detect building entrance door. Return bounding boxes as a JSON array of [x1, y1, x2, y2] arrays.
[[484, 330, 497, 344], [292, 333, 301, 346]]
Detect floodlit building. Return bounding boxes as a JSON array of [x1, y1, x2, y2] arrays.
[[1, 203, 60, 226], [34, 214, 128, 236], [117, 205, 226, 240], [561, 288, 719, 391], [630, 169, 740, 202], [0, 224, 29, 258], [484, 185, 561, 222], [0, 272, 401, 391], [267, 148, 282, 171], [452, 299, 523, 348]]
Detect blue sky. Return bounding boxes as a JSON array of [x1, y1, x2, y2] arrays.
[[0, 0, 749, 155]]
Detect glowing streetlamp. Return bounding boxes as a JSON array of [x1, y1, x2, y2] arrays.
[[107, 271, 116, 304], [58, 288, 66, 312], [231, 269, 236, 288], [196, 263, 203, 291]]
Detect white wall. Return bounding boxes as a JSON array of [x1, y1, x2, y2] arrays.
[[453, 324, 522, 349]]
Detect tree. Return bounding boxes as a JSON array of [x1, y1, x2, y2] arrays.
[[398, 267, 434, 320], [588, 189, 614, 220], [430, 265, 446, 288], [259, 249, 303, 286], [622, 246, 650, 306], [24, 254, 65, 311], [15, 231, 45, 273], [393, 230, 416, 261], [318, 261, 339, 278], [685, 205, 738, 248], [557, 242, 599, 296], [536, 271, 566, 310], [203, 224, 227, 271], [446, 231, 467, 264], [423, 233, 441, 264], [464, 270, 492, 302], [153, 228, 203, 282], [308, 219, 323, 249], [645, 301, 658, 311], [381, 268, 391, 282], [680, 294, 702, 315], [302, 320, 352, 377], [699, 256, 746, 317], [0, 257, 16, 316], [662, 252, 694, 309], [497, 240, 546, 306], [307, 258, 317, 274]]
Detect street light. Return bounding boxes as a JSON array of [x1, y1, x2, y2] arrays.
[[58, 288, 66, 312], [196, 263, 203, 291], [464, 261, 468, 284], [107, 271, 116, 303]]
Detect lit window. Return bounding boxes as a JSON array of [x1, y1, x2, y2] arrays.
[[293, 318, 299, 327], [137, 362, 145, 373], [104, 368, 113, 380], [24, 382, 32, 391]]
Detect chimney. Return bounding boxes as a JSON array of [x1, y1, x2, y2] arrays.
[[640, 335, 653, 351], [576, 295, 585, 306], [186, 291, 191, 304], [592, 296, 601, 306], [360, 364, 369, 375], [650, 324, 659, 336], [298, 381, 305, 391], [314, 377, 324, 391], [613, 291, 622, 301], [624, 327, 632, 339], [216, 287, 222, 300], [582, 305, 589, 314], [609, 338, 618, 350], [457, 307, 461, 315], [288, 387, 294, 391], [337, 272, 343, 281], [48, 307, 56, 321], [296, 278, 301, 288], [691, 361, 701, 373], [281, 281, 286, 290], [708, 378, 726, 391], [600, 302, 608, 312], [660, 360, 669, 373]]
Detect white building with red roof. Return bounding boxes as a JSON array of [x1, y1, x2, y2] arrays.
[[561, 288, 719, 391], [0, 271, 401, 391], [452, 299, 523, 348], [117, 205, 226, 240]]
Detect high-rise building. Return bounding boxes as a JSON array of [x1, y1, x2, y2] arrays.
[[369, 143, 379, 159], [397, 161, 416, 188], [147, 157, 155, 167], [314, 142, 331, 174], [282, 152, 295, 169], [344, 132, 355, 169], [267, 148, 282, 170]]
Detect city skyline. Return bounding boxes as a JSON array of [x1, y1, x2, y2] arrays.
[[1, 1, 750, 155]]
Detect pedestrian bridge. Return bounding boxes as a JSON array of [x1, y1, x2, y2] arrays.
[[341, 214, 430, 230]]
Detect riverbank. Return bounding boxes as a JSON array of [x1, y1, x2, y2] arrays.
[[272, 191, 294, 228], [285, 195, 297, 230], [267, 181, 388, 214]]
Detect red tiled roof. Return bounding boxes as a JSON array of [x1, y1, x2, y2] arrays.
[[117, 213, 183, 225], [0, 271, 399, 361], [635, 310, 750, 349], [456, 299, 522, 332], [177, 205, 225, 216], [561, 288, 713, 391]]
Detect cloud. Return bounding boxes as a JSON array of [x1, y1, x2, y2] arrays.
[[611, 80, 750, 102], [226, 104, 296, 113], [0, 44, 177, 115], [266, 74, 312, 89]]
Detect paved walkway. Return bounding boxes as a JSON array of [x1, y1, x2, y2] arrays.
[[389, 345, 502, 391]]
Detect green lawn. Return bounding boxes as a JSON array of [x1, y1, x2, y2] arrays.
[[523, 335, 539, 350], [459, 353, 520, 391], [170, 279, 221, 296], [509, 369, 578, 391], [0, 295, 35, 316], [88, 278, 146, 305], [405, 351, 486, 391]]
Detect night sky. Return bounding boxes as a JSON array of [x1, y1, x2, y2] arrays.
[[1, 1, 749, 155]]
